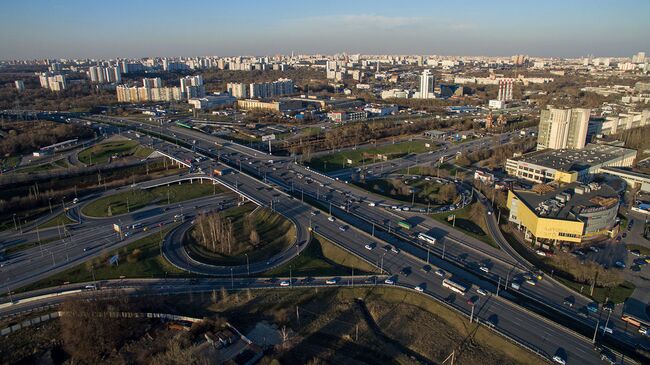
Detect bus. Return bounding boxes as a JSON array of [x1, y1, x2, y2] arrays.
[[442, 278, 467, 295], [622, 313, 649, 328], [417, 232, 436, 245], [398, 220, 412, 230]]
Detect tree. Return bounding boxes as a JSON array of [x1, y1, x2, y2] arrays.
[[249, 229, 260, 246]]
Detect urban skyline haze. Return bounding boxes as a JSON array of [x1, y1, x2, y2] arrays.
[[1, 0, 649, 59]]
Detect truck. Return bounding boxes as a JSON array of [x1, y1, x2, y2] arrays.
[[213, 167, 231, 176]]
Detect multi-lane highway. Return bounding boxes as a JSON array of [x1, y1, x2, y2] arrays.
[[81, 114, 645, 364]]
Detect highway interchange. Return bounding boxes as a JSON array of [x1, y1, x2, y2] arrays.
[[0, 113, 647, 364]]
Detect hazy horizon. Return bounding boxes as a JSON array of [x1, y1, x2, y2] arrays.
[[1, 0, 649, 60]]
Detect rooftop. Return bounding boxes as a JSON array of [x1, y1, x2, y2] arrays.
[[512, 143, 636, 172], [514, 181, 619, 220]]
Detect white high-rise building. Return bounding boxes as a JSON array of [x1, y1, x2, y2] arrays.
[[537, 107, 591, 150], [180, 75, 205, 99], [15, 80, 25, 92], [326, 61, 338, 79], [142, 77, 162, 88], [39, 73, 67, 91], [418, 69, 435, 99]]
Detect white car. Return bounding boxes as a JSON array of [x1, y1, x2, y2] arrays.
[[526, 279, 536, 286], [535, 250, 547, 257], [414, 286, 424, 293], [368, 202, 376, 207], [364, 244, 374, 251], [325, 278, 338, 285], [552, 355, 566, 365], [479, 266, 489, 273], [435, 269, 445, 277], [328, 216, 336, 222], [339, 225, 348, 232], [384, 278, 395, 285], [600, 325, 614, 334], [279, 281, 290, 287], [476, 288, 487, 296]]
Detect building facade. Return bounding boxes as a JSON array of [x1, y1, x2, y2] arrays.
[[537, 107, 590, 150]]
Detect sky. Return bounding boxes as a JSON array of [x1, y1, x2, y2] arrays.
[[1, 0, 649, 59]]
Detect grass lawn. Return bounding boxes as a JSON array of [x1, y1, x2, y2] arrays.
[[78, 139, 153, 165], [162, 287, 544, 365], [263, 234, 378, 277], [431, 202, 499, 248], [4, 237, 59, 255], [82, 181, 223, 217], [0, 206, 51, 232], [185, 204, 296, 266], [354, 177, 449, 207], [37, 212, 75, 229], [1, 155, 21, 170], [307, 140, 437, 172], [17, 227, 186, 292]]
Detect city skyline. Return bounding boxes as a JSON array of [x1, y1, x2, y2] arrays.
[[1, 0, 649, 59]]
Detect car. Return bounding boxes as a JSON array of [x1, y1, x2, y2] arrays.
[[325, 278, 338, 285], [615, 261, 626, 268], [421, 265, 431, 273], [328, 216, 336, 222], [368, 202, 376, 207], [479, 265, 489, 273], [390, 247, 400, 254], [630, 249, 641, 256], [338, 225, 348, 232], [525, 279, 536, 286], [400, 268, 411, 277], [476, 288, 487, 296], [83, 247, 89, 252], [535, 250, 547, 257], [589, 246, 600, 253], [384, 278, 395, 285], [639, 326, 648, 335], [552, 355, 566, 365], [310, 211, 319, 216], [279, 281, 290, 287], [511, 282, 521, 290], [600, 350, 616, 365], [622, 232, 627, 238], [586, 302, 599, 313], [364, 243, 374, 251], [414, 286, 424, 293], [435, 269, 445, 277]]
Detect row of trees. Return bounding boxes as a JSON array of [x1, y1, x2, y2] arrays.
[[0, 120, 94, 156], [456, 136, 537, 169]]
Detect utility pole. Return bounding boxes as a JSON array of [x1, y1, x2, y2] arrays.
[[496, 277, 501, 297], [592, 319, 600, 343], [470, 304, 475, 323]]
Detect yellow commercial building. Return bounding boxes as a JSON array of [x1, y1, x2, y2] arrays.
[[507, 182, 620, 245], [507, 190, 583, 243]]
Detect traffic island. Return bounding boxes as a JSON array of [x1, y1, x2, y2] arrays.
[[183, 203, 296, 266]]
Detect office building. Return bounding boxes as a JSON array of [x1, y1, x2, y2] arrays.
[[417, 69, 435, 99], [14, 80, 25, 92], [507, 181, 620, 245], [327, 110, 368, 123], [505, 143, 637, 184], [536, 107, 590, 150]]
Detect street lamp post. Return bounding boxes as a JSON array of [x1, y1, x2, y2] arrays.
[[230, 268, 234, 289], [245, 253, 250, 276]]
